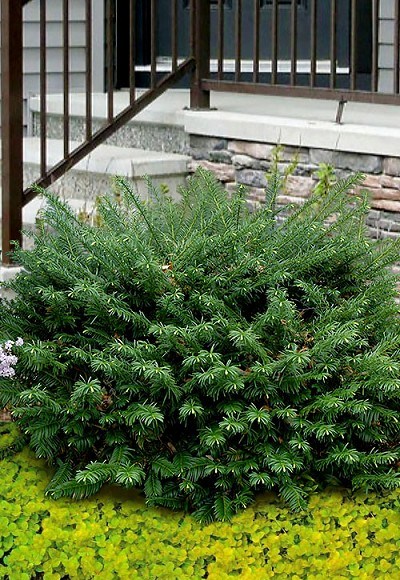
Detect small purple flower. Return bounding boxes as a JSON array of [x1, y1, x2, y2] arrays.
[[0, 339, 23, 378]]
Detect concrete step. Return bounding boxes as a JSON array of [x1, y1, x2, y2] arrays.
[[1, 137, 190, 255], [1, 137, 189, 223], [30, 90, 190, 155], [22, 137, 189, 199]]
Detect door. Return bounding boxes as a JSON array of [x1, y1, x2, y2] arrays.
[[115, 0, 371, 89], [156, 0, 349, 69]]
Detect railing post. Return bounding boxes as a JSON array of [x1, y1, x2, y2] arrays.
[[1, 0, 24, 266], [190, 0, 211, 109]]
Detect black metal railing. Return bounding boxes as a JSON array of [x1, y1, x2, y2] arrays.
[[199, 0, 400, 105], [1, 0, 197, 265]]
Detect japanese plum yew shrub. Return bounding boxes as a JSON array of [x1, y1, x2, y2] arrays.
[[1, 169, 400, 522]]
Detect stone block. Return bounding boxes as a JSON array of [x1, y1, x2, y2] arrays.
[[232, 154, 261, 169], [335, 169, 352, 181], [190, 149, 209, 160], [189, 137, 230, 161], [236, 169, 268, 188], [225, 181, 238, 195], [337, 152, 382, 174], [190, 135, 228, 151], [366, 225, 380, 240], [259, 161, 288, 174], [293, 163, 319, 177], [367, 209, 381, 220], [285, 175, 314, 197], [380, 175, 398, 188], [228, 141, 274, 160], [370, 188, 400, 201], [362, 174, 381, 189], [371, 199, 400, 212], [276, 195, 306, 206], [245, 186, 268, 202], [385, 210, 400, 224], [310, 149, 382, 174], [280, 146, 310, 164], [378, 229, 400, 240], [246, 200, 264, 212], [309, 149, 337, 166], [377, 219, 400, 233], [209, 150, 233, 164], [188, 160, 235, 182], [383, 157, 400, 176]]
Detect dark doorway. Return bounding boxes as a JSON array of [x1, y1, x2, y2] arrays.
[[114, 0, 372, 90]]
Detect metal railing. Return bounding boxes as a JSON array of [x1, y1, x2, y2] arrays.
[[2, 0, 400, 265], [1, 0, 198, 265], [198, 0, 400, 107]]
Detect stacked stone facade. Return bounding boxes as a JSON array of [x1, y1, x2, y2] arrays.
[[188, 136, 400, 242]]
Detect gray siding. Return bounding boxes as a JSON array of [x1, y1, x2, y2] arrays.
[[379, 0, 397, 93], [0, 0, 104, 132]]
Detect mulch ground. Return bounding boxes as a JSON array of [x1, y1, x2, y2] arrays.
[[0, 408, 11, 422]]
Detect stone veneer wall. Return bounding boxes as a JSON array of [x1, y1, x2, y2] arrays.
[[188, 135, 400, 243]]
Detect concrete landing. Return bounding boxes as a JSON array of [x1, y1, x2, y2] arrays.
[[29, 89, 400, 157]]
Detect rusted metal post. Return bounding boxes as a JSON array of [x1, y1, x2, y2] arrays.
[[1, 0, 24, 266], [190, 0, 211, 109]]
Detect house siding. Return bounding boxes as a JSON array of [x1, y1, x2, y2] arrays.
[[379, 0, 397, 93], [0, 0, 104, 132]]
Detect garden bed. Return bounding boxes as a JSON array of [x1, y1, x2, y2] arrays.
[[1, 422, 400, 580]]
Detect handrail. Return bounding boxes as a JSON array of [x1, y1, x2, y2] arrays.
[[23, 57, 195, 204], [1, 0, 198, 266], [1, 0, 23, 265], [199, 0, 400, 106]]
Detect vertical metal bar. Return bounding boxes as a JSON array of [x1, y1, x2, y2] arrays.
[[85, 0, 92, 141], [310, 0, 317, 87], [172, 0, 178, 73], [190, 0, 196, 57], [253, 0, 260, 83], [271, 0, 278, 85], [190, 0, 211, 109], [394, 0, 400, 93], [106, 0, 114, 121], [1, 0, 23, 263], [350, 0, 357, 90], [235, 0, 242, 82], [130, 0, 136, 104], [41, 0, 47, 175], [290, 0, 298, 86], [330, 0, 337, 89], [63, 0, 70, 158], [151, 0, 157, 88], [217, 0, 224, 80], [371, 0, 379, 92]]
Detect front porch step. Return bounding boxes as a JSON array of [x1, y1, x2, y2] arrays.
[[1, 137, 190, 256], [22, 137, 190, 201], [30, 91, 190, 155]]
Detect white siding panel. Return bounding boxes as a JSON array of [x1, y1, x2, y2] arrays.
[[1, 0, 104, 132], [379, 0, 397, 93], [380, 0, 396, 20]]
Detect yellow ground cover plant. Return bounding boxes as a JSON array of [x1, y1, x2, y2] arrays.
[[1, 423, 400, 579]]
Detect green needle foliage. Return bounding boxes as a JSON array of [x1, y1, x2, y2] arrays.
[[1, 168, 400, 522]]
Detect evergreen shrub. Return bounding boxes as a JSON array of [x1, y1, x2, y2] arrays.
[[1, 423, 400, 580], [1, 168, 400, 522]]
